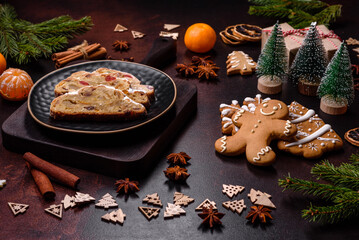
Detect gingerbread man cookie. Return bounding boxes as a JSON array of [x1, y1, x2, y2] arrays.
[[277, 101, 343, 158], [215, 99, 297, 166], [226, 51, 256, 75], [220, 94, 270, 135]]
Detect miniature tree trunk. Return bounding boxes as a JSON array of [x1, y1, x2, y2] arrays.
[[289, 22, 327, 96], [318, 42, 354, 115], [256, 21, 287, 94]]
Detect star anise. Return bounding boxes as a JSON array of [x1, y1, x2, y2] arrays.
[[191, 56, 215, 66], [198, 206, 225, 228], [163, 165, 190, 181], [112, 40, 131, 51], [196, 64, 219, 80], [115, 178, 139, 194], [167, 152, 191, 165], [246, 205, 273, 223], [175, 63, 197, 77]]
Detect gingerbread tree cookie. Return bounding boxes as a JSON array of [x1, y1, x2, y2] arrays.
[[277, 101, 343, 158], [215, 99, 297, 166], [226, 51, 256, 75]]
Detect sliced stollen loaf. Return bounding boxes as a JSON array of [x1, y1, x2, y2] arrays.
[[50, 85, 147, 121], [54, 68, 154, 108]]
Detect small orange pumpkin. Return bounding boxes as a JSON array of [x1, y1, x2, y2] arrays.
[[0, 68, 33, 101], [184, 23, 217, 53]]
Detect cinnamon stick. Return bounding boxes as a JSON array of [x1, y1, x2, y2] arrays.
[[51, 50, 75, 61], [55, 43, 101, 68], [23, 152, 80, 189], [26, 162, 55, 200]]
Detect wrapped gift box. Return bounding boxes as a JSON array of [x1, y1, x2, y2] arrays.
[[262, 23, 342, 66]]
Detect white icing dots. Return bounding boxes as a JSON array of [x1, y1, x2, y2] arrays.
[[299, 111, 303, 115], [251, 130, 255, 133], [332, 140, 336, 144], [254, 125, 258, 128], [321, 143, 325, 146], [299, 144, 303, 148], [308, 128, 312, 132], [330, 129, 334, 133], [263, 103, 268, 108], [273, 106, 278, 110], [258, 120, 261, 123]]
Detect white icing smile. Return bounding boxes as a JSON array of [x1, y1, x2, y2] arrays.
[[260, 103, 283, 116], [260, 108, 275, 116]]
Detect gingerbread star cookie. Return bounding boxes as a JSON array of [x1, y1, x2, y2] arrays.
[[226, 51, 256, 75], [215, 99, 297, 166], [277, 101, 343, 158]]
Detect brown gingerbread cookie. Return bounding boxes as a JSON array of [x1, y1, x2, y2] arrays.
[[215, 99, 297, 166], [277, 101, 343, 158], [226, 51, 257, 75]]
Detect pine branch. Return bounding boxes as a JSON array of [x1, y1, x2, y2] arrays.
[[311, 160, 359, 190], [314, 5, 342, 26], [278, 175, 353, 201], [350, 153, 359, 166], [249, 6, 292, 18], [0, 4, 93, 65]]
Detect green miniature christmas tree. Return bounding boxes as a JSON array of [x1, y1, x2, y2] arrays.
[[256, 21, 287, 81], [289, 22, 327, 89], [0, 4, 93, 65], [279, 153, 359, 224], [256, 21, 287, 94], [318, 41, 354, 107]]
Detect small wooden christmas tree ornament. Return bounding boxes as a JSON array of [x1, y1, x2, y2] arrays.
[[173, 192, 195, 206], [45, 204, 63, 219], [61, 194, 76, 210], [138, 206, 160, 220], [142, 193, 162, 207], [114, 24, 128, 32], [256, 21, 287, 94], [164, 203, 186, 218], [247, 188, 271, 203], [131, 30, 145, 39], [222, 199, 246, 215], [164, 24, 180, 31], [318, 42, 354, 115], [254, 194, 276, 209], [96, 193, 118, 209], [222, 184, 245, 198], [195, 199, 217, 211], [0, 179, 6, 188], [74, 192, 95, 205], [8, 202, 29, 216], [102, 208, 126, 224]]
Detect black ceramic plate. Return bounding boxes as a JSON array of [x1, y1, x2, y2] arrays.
[[28, 60, 177, 134]]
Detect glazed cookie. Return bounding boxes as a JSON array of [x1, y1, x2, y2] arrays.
[[215, 99, 297, 166], [220, 94, 271, 135], [277, 101, 343, 158], [226, 51, 256, 75]]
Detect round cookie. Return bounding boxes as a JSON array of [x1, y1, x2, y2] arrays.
[[215, 99, 297, 166]]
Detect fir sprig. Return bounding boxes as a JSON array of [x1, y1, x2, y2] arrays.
[[279, 153, 359, 224], [0, 4, 93, 65], [248, 0, 342, 29]]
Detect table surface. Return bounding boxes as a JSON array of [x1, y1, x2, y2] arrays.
[[1, 0, 358, 239]]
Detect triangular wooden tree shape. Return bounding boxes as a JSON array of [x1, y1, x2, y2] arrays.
[[138, 206, 160, 220], [247, 188, 271, 203], [255, 194, 276, 209], [132, 30, 145, 39], [164, 24, 180, 31], [173, 192, 194, 206], [95, 193, 118, 209], [195, 199, 217, 211], [114, 24, 128, 32], [164, 203, 186, 219], [61, 194, 76, 209], [0, 179, 6, 188], [74, 192, 95, 205], [102, 208, 126, 224], [8, 202, 29, 216], [222, 184, 245, 198], [143, 193, 162, 207], [45, 204, 63, 219], [222, 199, 246, 215]]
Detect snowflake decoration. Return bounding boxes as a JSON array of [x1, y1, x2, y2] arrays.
[[296, 124, 303, 132], [289, 105, 299, 113], [307, 143, 318, 151], [14, 205, 21, 210]]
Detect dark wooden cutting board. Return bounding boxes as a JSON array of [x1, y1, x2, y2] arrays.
[[1, 79, 197, 177]]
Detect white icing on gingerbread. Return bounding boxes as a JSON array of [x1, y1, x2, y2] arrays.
[[285, 124, 332, 147], [221, 109, 231, 116], [233, 111, 242, 121], [253, 146, 272, 162], [232, 100, 239, 105], [260, 108, 275, 116], [223, 122, 232, 128], [290, 109, 315, 123], [220, 136, 227, 153], [220, 104, 241, 111], [284, 120, 292, 135], [222, 117, 232, 122]]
